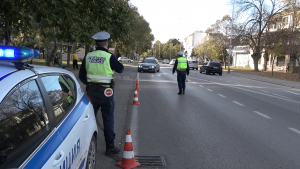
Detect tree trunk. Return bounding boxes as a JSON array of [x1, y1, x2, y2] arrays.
[[271, 55, 275, 76], [252, 52, 260, 71], [46, 27, 58, 66], [4, 22, 11, 45], [263, 50, 269, 71], [67, 45, 72, 67], [297, 58, 300, 79]]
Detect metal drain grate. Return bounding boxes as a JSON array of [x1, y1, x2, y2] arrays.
[[135, 156, 166, 167]]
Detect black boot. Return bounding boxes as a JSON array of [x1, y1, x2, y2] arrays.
[[178, 90, 182, 95], [183, 89, 185, 94], [105, 141, 120, 156]]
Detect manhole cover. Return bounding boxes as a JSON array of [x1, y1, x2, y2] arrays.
[[135, 156, 166, 167]]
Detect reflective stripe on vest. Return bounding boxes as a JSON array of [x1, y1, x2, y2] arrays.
[[85, 50, 114, 83], [177, 57, 187, 71]]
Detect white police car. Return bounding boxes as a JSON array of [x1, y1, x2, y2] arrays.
[[0, 46, 98, 169]]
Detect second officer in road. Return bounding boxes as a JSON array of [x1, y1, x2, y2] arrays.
[[172, 51, 189, 95], [79, 31, 124, 156]]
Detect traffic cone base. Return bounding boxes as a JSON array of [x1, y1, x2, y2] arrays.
[[117, 129, 140, 169]]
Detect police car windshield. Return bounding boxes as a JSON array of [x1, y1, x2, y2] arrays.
[[143, 59, 156, 63]]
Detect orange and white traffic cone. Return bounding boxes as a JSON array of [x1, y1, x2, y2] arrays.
[[135, 78, 140, 91], [117, 129, 141, 169], [132, 90, 140, 105]]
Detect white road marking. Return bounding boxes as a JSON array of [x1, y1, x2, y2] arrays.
[[271, 93, 290, 99], [230, 86, 300, 104], [199, 85, 204, 87], [193, 82, 197, 84], [289, 128, 300, 135], [207, 89, 213, 92], [218, 94, 226, 98], [232, 101, 244, 106], [261, 90, 270, 93], [286, 91, 300, 96], [253, 111, 271, 119]]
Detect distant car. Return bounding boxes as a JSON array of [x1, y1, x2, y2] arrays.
[[188, 60, 199, 70], [0, 45, 98, 169], [138, 57, 160, 73], [169, 59, 176, 65], [162, 59, 169, 64], [158, 58, 162, 62], [200, 61, 223, 75], [118, 57, 134, 63]]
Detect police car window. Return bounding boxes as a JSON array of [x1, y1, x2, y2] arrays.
[[41, 75, 75, 124], [0, 80, 49, 168], [64, 75, 75, 91]]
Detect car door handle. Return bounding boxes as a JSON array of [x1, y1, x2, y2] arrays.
[[84, 114, 90, 122], [53, 150, 64, 167]]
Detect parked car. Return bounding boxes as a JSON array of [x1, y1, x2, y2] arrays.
[[138, 57, 160, 73], [0, 45, 98, 169], [188, 60, 199, 70], [169, 59, 176, 65], [162, 59, 169, 64], [200, 61, 223, 75], [118, 57, 134, 63]]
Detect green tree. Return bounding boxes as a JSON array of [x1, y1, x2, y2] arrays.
[[234, 0, 290, 71]]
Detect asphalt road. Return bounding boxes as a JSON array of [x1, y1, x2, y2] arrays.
[[71, 62, 300, 169]]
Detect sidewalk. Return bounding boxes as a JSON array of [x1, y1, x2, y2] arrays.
[[228, 71, 300, 90]]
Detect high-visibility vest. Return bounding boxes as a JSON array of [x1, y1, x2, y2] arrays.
[[85, 50, 114, 84], [59, 76, 73, 103], [177, 57, 187, 71]]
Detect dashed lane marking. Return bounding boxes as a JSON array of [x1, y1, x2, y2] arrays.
[[289, 128, 300, 135], [253, 111, 271, 119], [232, 101, 244, 106], [207, 89, 213, 92], [261, 90, 270, 93], [218, 94, 226, 98], [199, 85, 204, 87], [286, 91, 300, 96]]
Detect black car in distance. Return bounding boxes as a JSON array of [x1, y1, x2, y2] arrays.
[[200, 61, 222, 75], [138, 57, 160, 73]]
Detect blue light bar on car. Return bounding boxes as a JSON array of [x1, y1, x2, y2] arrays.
[[0, 45, 40, 61]]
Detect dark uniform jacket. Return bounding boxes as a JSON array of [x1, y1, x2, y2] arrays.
[[79, 47, 124, 85]]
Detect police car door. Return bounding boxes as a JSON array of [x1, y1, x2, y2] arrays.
[[38, 75, 89, 169]]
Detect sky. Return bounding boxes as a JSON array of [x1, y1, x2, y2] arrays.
[[129, 0, 233, 44]]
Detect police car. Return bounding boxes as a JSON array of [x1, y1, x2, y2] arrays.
[[0, 46, 98, 169]]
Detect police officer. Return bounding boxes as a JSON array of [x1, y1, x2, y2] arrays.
[[79, 31, 124, 156], [172, 51, 189, 95]]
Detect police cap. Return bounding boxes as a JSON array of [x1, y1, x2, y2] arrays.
[[178, 51, 183, 56], [92, 31, 110, 42]]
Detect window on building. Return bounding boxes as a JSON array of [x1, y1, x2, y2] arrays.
[[41, 75, 75, 124], [0, 79, 49, 168]]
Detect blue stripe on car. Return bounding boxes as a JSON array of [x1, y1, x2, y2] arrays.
[[24, 95, 89, 169], [78, 158, 86, 169]]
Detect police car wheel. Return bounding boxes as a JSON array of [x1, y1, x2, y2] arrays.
[[86, 136, 96, 169]]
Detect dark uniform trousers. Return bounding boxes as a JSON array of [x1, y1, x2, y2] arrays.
[[177, 71, 187, 91], [87, 85, 115, 142]]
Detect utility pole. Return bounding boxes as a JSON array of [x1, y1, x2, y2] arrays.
[[169, 48, 171, 61], [159, 43, 160, 58], [229, 0, 235, 74]]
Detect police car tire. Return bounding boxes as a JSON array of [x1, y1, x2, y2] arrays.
[[86, 136, 96, 169]]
